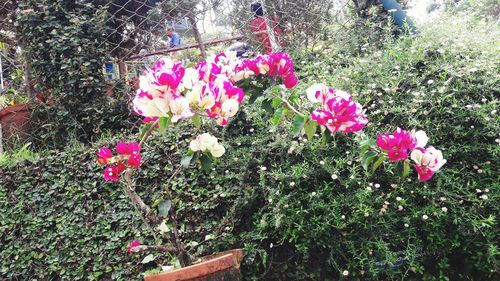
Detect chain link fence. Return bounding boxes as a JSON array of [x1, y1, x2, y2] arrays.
[[101, 0, 355, 81]]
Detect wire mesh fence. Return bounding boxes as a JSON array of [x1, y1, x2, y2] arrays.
[[0, 0, 361, 150], [101, 0, 355, 81]]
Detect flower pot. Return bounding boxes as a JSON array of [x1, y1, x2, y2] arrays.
[[144, 249, 244, 281], [0, 104, 31, 148]]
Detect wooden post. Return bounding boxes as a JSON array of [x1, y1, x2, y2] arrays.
[[261, 0, 280, 52], [118, 59, 128, 80], [188, 14, 207, 60], [0, 123, 3, 155]]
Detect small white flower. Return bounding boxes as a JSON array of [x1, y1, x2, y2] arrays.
[[440, 197, 447, 201], [396, 197, 402, 201], [364, 212, 369, 217], [225, 170, 229, 174], [311, 192, 317, 196], [158, 220, 170, 234], [261, 166, 267, 171], [404, 223, 409, 228], [398, 205, 403, 211], [366, 187, 372, 191], [249, 128, 254, 132], [331, 174, 338, 180], [441, 207, 448, 212], [347, 161, 352, 165], [319, 161, 325, 165], [485, 189, 490, 193], [341, 215, 346, 219], [289, 182, 295, 187], [237, 142, 241, 146], [270, 243, 273, 248], [422, 215, 429, 220], [427, 80, 434, 84], [476, 189, 482, 193], [374, 183, 380, 188], [481, 195, 488, 200], [342, 270, 349, 276], [268, 198, 273, 203]]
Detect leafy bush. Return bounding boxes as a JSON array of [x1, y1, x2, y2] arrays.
[[16, 0, 135, 147]]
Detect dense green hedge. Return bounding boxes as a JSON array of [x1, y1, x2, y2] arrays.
[[1, 3, 499, 281]]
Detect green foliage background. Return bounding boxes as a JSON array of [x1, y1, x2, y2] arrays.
[[1, 2, 499, 280]]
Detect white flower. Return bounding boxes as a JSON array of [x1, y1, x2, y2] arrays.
[[374, 183, 380, 188], [319, 161, 325, 165], [289, 182, 295, 187], [261, 166, 267, 171], [158, 220, 170, 234], [331, 174, 338, 180], [190, 133, 225, 158], [441, 207, 448, 212], [404, 223, 409, 228], [366, 187, 372, 191], [422, 215, 429, 220], [481, 195, 488, 200], [396, 197, 402, 201], [341, 215, 346, 219], [413, 130, 429, 148], [311, 192, 317, 196], [342, 270, 349, 276]]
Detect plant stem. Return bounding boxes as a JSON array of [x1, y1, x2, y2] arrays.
[[274, 94, 306, 117]]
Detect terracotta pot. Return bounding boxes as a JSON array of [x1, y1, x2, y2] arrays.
[[144, 249, 244, 281], [0, 104, 31, 147]]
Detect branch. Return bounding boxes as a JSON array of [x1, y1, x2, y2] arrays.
[[273, 94, 306, 117], [130, 245, 178, 254]]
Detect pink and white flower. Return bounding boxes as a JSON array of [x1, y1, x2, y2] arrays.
[[169, 96, 194, 123], [310, 85, 368, 134], [127, 240, 141, 253], [411, 147, 446, 181], [376, 128, 417, 162]]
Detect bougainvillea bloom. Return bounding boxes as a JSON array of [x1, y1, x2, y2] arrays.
[[127, 240, 141, 253], [189, 133, 226, 158], [411, 147, 446, 181], [103, 163, 126, 182], [376, 128, 417, 162], [309, 84, 368, 134], [97, 147, 113, 165], [413, 165, 435, 182]]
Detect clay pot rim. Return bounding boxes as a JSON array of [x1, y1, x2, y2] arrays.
[[0, 104, 30, 119], [144, 249, 243, 281]]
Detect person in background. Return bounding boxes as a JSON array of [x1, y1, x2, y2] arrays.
[[249, 2, 283, 53], [166, 27, 182, 48]]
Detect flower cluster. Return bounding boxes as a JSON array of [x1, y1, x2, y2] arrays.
[[189, 133, 225, 158], [234, 52, 299, 89], [97, 142, 141, 182], [307, 83, 368, 134], [376, 128, 446, 181]]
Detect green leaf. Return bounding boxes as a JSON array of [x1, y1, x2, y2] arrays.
[[403, 160, 411, 178], [272, 97, 282, 109], [141, 254, 155, 264], [372, 155, 386, 172], [291, 115, 306, 137], [158, 116, 171, 133], [362, 151, 377, 171], [181, 149, 195, 168], [359, 138, 377, 155], [304, 120, 318, 141], [158, 200, 172, 217], [322, 131, 332, 144], [192, 115, 201, 129], [395, 161, 404, 178], [139, 123, 153, 139], [199, 154, 212, 173], [271, 107, 284, 126], [261, 98, 273, 114]]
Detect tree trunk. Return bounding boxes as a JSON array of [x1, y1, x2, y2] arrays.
[[188, 14, 207, 60]]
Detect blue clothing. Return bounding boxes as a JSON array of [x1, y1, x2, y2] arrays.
[[169, 32, 182, 48]]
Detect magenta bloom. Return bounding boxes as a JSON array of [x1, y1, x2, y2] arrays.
[[103, 163, 126, 182], [97, 147, 113, 165], [127, 240, 141, 253], [283, 74, 299, 89], [376, 128, 417, 162], [310, 87, 368, 134], [150, 58, 185, 90], [116, 142, 140, 157], [144, 117, 160, 128], [414, 165, 435, 182]]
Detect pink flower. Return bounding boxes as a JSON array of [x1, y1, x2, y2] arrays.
[[144, 117, 160, 128], [414, 165, 435, 182], [116, 142, 140, 156], [283, 74, 299, 89], [116, 142, 142, 168], [411, 147, 446, 181], [169, 96, 195, 123], [310, 87, 368, 134], [97, 147, 113, 165], [149, 58, 185, 90], [103, 163, 126, 182], [376, 128, 417, 162], [127, 240, 141, 253]]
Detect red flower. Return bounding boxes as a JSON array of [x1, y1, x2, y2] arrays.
[[127, 240, 141, 253], [103, 163, 126, 182], [97, 147, 113, 165], [414, 165, 435, 182]]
